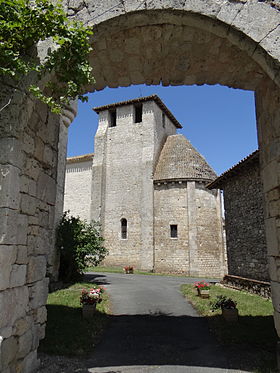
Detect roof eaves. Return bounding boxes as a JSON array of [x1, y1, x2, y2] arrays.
[[207, 150, 259, 189], [93, 95, 182, 129], [67, 153, 94, 164]]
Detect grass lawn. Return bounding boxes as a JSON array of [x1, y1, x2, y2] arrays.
[[181, 284, 278, 372], [39, 282, 110, 356]]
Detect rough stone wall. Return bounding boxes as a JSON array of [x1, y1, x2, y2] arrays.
[[0, 80, 61, 372], [74, 2, 280, 92], [92, 101, 177, 270], [255, 79, 280, 339], [195, 183, 225, 277], [222, 161, 268, 281], [154, 182, 190, 273], [154, 181, 224, 276], [64, 159, 93, 221]]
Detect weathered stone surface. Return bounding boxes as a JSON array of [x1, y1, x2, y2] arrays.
[[0, 245, 17, 266], [0, 165, 20, 210], [0, 327, 12, 340], [35, 306, 47, 324], [16, 246, 28, 265], [14, 317, 32, 337], [20, 194, 37, 216], [28, 278, 49, 309], [1, 336, 18, 369], [64, 158, 93, 221], [0, 137, 23, 169], [18, 330, 33, 359], [37, 173, 56, 205], [0, 209, 18, 245], [27, 256, 47, 284], [0, 265, 12, 291], [209, 153, 269, 281], [20, 350, 39, 373], [0, 286, 29, 329], [10, 264, 27, 288]]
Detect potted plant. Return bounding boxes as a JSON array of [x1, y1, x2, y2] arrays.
[[123, 266, 134, 274], [210, 295, 238, 322], [80, 286, 105, 318], [194, 281, 210, 298]]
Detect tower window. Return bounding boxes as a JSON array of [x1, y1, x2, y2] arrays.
[[109, 109, 116, 127], [162, 112, 166, 128], [170, 224, 178, 238], [134, 104, 143, 123], [121, 218, 127, 239]]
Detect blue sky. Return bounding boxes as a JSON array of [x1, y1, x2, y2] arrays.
[[67, 84, 258, 175]]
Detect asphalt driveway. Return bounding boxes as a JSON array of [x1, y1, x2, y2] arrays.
[[83, 272, 252, 373]]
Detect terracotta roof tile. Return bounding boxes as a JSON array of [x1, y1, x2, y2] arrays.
[[154, 135, 217, 182], [207, 150, 259, 189], [67, 153, 94, 164], [93, 95, 182, 129]]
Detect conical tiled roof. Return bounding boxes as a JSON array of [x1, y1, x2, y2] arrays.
[[154, 135, 217, 182]]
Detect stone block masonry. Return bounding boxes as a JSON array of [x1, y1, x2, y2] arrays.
[[0, 81, 63, 372]]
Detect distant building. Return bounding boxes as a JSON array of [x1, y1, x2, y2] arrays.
[[64, 95, 225, 277], [208, 150, 268, 281]]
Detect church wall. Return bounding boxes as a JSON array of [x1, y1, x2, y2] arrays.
[[154, 182, 189, 273], [101, 102, 155, 269], [154, 181, 224, 276], [64, 160, 93, 221], [194, 183, 225, 277], [96, 101, 178, 270], [153, 103, 177, 170], [223, 161, 268, 281]]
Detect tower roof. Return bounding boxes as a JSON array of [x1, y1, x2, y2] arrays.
[[93, 95, 182, 129], [154, 135, 217, 182]]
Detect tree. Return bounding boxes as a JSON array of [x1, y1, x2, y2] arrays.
[[56, 212, 108, 282], [0, 0, 94, 113]]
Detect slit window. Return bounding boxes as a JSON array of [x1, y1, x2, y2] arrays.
[[134, 104, 143, 123], [170, 224, 178, 238], [109, 109, 116, 127], [121, 218, 127, 239], [162, 112, 166, 128]]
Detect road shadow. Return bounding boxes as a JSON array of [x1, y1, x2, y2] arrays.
[[86, 313, 277, 372], [39, 304, 278, 372], [84, 273, 111, 286]]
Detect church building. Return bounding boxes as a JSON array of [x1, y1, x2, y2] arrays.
[[64, 95, 226, 277]]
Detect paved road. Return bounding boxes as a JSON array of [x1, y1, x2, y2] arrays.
[[83, 272, 251, 373]]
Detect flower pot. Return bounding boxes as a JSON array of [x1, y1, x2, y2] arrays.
[[222, 308, 238, 322], [196, 288, 201, 296], [125, 269, 133, 274], [200, 289, 210, 299], [82, 303, 97, 319]]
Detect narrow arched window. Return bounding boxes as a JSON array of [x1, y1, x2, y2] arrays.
[[121, 218, 127, 239]]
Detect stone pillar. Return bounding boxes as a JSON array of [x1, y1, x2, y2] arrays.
[[90, 110, 108, 225], [255, 80, 280, 343], [47, 101, 77, 282], [0, 78, 61, 372]]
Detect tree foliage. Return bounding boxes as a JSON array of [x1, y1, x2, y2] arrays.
[[56, 212, 108, 282], [0, 0, 94, 113]]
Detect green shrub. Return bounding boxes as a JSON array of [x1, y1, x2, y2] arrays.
[[56, 212, 108, 282]]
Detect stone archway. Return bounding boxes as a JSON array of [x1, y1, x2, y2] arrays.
[[0, 1, 279, 372]]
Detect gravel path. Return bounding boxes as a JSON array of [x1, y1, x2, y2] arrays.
[[38, 273, 253, 373]]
